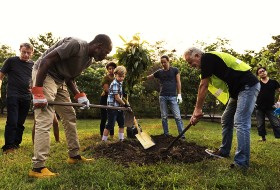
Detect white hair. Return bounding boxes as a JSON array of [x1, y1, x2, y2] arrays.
[[183, 47, 204, 60]]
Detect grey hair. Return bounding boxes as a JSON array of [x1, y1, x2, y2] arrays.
[[183, 47, 204, 60], [20, 43, 34, 51]]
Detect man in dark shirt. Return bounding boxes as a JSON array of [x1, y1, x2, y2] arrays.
[[0, 43, 34, 154], [255, 67, 280, 141], [145, 55, 184, 138], [183, 47, 260, 169]]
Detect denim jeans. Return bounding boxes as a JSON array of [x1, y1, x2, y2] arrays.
[[159, 96, 184, 136], [256, 108, 280, 138], [99, 95, 114, 136], [3, 96, 31, 149], [220, 83, 260, 168], [105, 109, 124, 131]]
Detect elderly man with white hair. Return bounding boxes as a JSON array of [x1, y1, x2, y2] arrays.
[[183, 47, 260, 169]]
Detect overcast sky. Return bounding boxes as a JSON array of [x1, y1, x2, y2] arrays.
[[1, 0, 279, 55]]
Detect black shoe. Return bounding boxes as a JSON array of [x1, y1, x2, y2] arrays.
[[258, 135, 266, 142], [229, 163, 248, 170], [205, 149, 229, 158], [163, 134, 171, 137], [258, 137, 266, 142]]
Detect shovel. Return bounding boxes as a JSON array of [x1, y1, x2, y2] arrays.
[[48, 101, 135, 126], [122, 97, 155, 149], [160, 123, 193, 152], [48, 101, 130, 111], [160, 115, 203, 152], [133, 116, 155, 149]]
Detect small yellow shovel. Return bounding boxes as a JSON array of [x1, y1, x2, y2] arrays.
[[123, 97, 155, 149], [133, 116, 155, 149]]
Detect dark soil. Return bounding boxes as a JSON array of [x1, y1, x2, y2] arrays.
[[86, 134, 212, 167]]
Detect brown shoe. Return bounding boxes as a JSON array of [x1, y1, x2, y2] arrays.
[[3, 148, 15, 154]]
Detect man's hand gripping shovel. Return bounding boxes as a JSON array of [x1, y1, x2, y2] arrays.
[[159, 114, 203, 153]]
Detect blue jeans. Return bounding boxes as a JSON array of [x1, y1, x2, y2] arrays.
[[256, 108, 280, 138], [159, 96, 184, 136], [3, 96, 31, 150], [220, 83, 260, 168], [99, 95, 114, 136], [105, 109, 124, 131]]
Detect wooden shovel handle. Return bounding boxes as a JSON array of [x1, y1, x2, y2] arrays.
[[48, 101, 130, 111], [133, 117, 141, 134], [165, 123, 193, 151]]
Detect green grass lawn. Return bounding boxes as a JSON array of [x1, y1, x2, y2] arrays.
[[0, 115, 279, 190]]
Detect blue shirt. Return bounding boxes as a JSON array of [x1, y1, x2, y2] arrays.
[[107, 79, 123, 106], [153, 67, 179, 96]]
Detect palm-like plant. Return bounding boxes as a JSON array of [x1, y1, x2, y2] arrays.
[[114, 34, 153, 94]]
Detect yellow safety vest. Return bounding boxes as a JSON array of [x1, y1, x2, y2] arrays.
[[206, 52, 251, 105]]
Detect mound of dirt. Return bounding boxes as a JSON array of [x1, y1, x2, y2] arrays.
[[86, 135, 212, 167]]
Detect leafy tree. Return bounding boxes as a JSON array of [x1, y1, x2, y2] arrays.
[[0, 44, 16, 110], [149, 40, 177, 62], [251, 35, 280, 80], [75, 66, 105, 118], [29, 32, 60, 61], [239, 50, 256, 65], [114, 33, 153, 94], [267, 35, 280, 54], [196, 38, 242, 58], [172, 58, 200, 116], [0, 44, 15, 65]]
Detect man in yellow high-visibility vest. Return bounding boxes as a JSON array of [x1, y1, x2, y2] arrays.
[[183, 47, 260, 170]]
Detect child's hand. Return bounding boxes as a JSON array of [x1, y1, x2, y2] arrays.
[[274, 102, 280, 108], [124, 103, 130, 107]]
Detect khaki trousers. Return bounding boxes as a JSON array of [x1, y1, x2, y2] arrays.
[[32, 74, 80, 168]]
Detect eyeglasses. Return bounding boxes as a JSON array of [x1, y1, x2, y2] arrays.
[[258, 69, 266, 74]]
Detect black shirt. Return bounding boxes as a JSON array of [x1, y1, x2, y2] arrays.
[[201, 53, 259, 99], [153, 67, 179, 96], [1, 56, 33, 98], [256, 79, 280, 110]]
